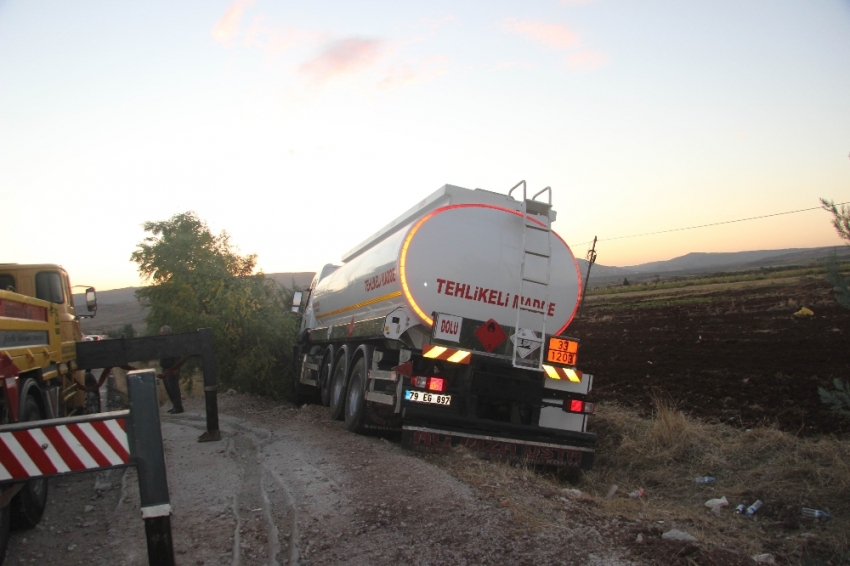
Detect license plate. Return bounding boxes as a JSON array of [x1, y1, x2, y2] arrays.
[[404, 390, 451, 406]]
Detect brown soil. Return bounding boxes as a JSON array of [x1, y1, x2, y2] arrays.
[[570, 278, 850, 436]]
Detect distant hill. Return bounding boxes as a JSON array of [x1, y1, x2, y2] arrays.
[[625, 249, 809, 273], [264, 272, 315, 289], [580, 245, 850, 287]]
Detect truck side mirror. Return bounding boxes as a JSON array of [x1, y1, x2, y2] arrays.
[[291, 291, 303, 313], [85, 287, 97, 313]]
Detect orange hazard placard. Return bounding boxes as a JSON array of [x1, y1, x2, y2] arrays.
[[545, 337, 578, 366], [474, 319, 507, 352]]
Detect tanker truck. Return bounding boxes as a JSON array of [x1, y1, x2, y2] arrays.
[[292, 182, 596, 469]]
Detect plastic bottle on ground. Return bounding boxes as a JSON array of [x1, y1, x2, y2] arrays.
[[744, 500, 763, 516], [694, 476, 716, 485], [802, 508, 831, 520]]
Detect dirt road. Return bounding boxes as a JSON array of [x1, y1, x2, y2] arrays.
[[4, 393, 646, 566]]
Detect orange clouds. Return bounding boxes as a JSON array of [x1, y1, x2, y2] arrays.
[[210, 3, 448, 90], [567, 50, 609, 70], [500, 17, 608, 72], [300, 38, 386, 83], [212, 0, 254, 43], [501, 19, 579, 50], [378, 56, 448, 89]]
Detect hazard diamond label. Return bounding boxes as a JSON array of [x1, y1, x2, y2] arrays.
[[474, 319, 507, 352], [511, 328, 541, 359]]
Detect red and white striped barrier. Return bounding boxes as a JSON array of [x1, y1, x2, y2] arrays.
[[0, 413, 129, 481], [0, 371, 175, 564]]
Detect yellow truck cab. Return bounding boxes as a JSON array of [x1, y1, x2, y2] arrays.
[[0, 263, 98, 539], [0, 263, 98, 420]]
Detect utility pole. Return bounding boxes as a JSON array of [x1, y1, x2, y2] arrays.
[[579, 236, 597, 315]]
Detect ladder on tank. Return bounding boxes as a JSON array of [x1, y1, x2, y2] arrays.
[[508, 181, 554, 371]]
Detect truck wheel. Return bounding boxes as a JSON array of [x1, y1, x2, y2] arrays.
[[328, 355, 347, 421], [319, 353, 332, 408], [84, 372, 101, 414], [344, 357, 368, 434], [10, 396, 48, 528], [0, 502, 9, 564]]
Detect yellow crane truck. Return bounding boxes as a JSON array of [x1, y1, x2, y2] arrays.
[[0, 264, 98, 560]]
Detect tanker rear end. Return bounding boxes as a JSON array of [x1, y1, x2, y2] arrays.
[[293, 182, 596, 469]]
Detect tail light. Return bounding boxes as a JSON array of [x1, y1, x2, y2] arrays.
[[565, 399, 595, 414], [411, 376, 445, 392]]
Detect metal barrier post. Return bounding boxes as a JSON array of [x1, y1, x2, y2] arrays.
[[75, 328, 222, 443], [198, 328, 221, 442], [126, 370, 175, 566]]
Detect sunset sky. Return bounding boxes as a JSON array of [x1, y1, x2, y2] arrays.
[[2, 1, 849, 291]]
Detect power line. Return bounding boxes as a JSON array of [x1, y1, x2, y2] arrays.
[[574, 200, 850, 247]]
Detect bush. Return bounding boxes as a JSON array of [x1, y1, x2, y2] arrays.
[[131, 212, 299, 400], [819, 378, 850, 419]]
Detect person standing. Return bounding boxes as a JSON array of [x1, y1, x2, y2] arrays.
[[159, 325, 184, 414]]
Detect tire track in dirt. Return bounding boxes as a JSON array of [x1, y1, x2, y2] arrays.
[[175, 412, 354, 565], [3, 398, 639, 566]]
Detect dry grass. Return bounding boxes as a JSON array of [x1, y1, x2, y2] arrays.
[[584, 399, 850, 563], [428, 399, 849, 564]]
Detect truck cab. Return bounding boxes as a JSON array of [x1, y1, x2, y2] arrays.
[[0, 264, 96, 349], [0, 264, 99, 548], [0, 263, 98, 421]]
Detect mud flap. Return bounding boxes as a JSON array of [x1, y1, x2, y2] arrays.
[[364, 402, 403, 432]]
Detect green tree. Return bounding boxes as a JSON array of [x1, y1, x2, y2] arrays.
[[131, 212, 298, 399], [820, 199, 850, 309]]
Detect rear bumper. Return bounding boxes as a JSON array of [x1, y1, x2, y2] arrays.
[[401, 406, 596, 470]]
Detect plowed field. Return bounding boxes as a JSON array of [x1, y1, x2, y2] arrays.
[[570, 276, 850, 436]]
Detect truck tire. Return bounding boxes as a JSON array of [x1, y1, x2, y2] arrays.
[[0, 502, 9, 565], [319, 352, 332, 407], [328, 355, 347, 421], [344, 357, 368, 433], [84, 372, 101, 414], [10, 396, 48, 529]]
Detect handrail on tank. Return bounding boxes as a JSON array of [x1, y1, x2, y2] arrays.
[[532, 186, 552, 204], [508, 180, 526, 200]]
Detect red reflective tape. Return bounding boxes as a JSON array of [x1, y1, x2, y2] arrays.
[[42, 427, 85, 471], [11, 430, 57, 476], [117, 418, 126, 431], [90, 420, 129, 462], [0, 299, 48, 322], [66, 423, 110, 468], [0, 438, 28, 479]]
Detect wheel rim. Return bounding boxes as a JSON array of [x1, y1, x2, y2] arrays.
[[347, 372, 361, 418], [22, 398, 47, 504], [30, 477, 47, 501], [85, 391, 100, 414], [332, 364, 345, 407], [320, 357, 332, 405]]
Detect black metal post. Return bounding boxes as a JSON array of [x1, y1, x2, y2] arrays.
[[126, 370, 175, 566], [198, 327, 221, 442]]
